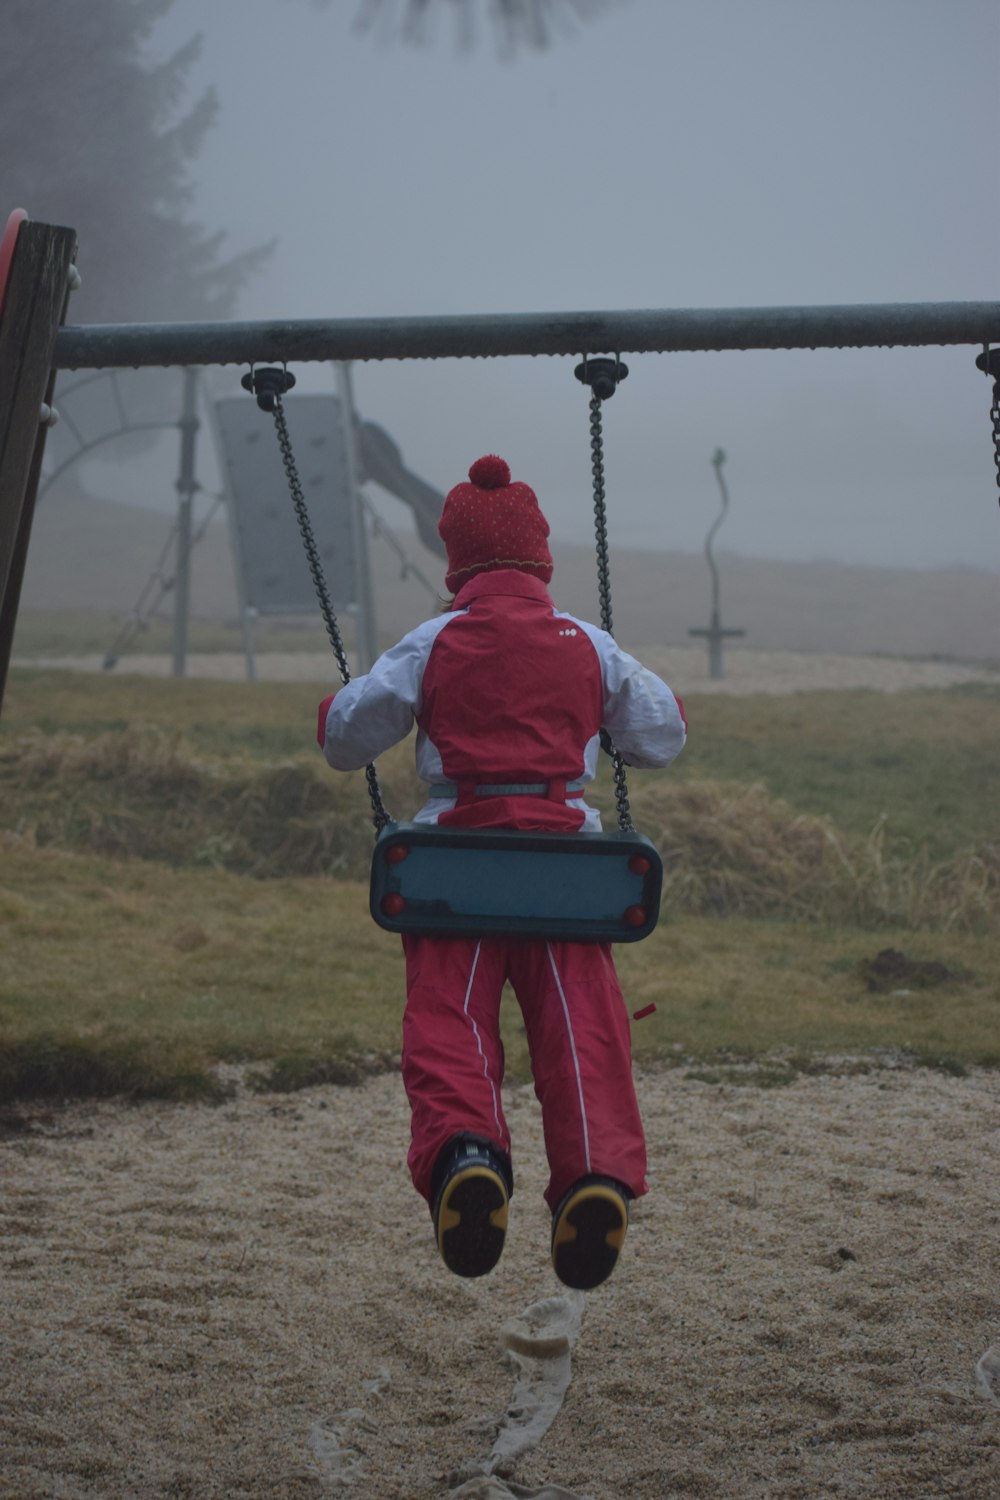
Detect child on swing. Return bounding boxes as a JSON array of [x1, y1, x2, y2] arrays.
[[318, 455, 686, 1290]]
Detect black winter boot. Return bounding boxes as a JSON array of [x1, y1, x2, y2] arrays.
[[431, 1138, 511, 1278], [551, 1175, 629, 1290]]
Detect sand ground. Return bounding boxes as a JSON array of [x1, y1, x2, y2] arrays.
[[2, 1063, 999, 1500]]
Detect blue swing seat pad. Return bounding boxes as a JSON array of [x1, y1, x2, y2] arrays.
[[369, 822, 664, 942]]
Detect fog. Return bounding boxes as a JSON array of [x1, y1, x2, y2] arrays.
[[84, 1, 1000, 574]]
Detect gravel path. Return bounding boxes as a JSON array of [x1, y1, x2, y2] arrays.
[[13, 645, 1000, 694], [3, 1063, 998, 1499]]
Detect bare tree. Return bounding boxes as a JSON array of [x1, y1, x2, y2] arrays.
[[351, 0, 620, 55]]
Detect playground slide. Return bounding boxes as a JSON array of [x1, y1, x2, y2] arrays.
[[355, 419, 446, 558]]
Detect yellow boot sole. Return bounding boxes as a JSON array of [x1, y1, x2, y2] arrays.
[[436, 1166, 509, 1278], [551, 1181, 627, 1290]]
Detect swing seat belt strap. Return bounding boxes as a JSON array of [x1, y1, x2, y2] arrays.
[[427, 778, 586, 802]]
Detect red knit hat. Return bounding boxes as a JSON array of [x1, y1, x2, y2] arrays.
[[438, 455, 553, 595]]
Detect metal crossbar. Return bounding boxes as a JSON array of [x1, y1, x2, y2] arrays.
[[53, 301, 1000, 370]]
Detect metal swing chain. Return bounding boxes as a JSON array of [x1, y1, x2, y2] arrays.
[[974, 345, 1000, 508], [269, 393, 392, 834], [988, 371, 1000, 507], [582, 366, 634, 834], [588, 388, 616, 636]]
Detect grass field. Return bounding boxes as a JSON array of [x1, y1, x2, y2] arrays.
[[2, 668, 998, 1103]]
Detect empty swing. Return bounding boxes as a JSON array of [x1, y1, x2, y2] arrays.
[[242, 358, 664, 943]]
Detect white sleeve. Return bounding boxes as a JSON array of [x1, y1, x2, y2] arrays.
[[321, 614, 453, 771], [575, 621, 687, 769]]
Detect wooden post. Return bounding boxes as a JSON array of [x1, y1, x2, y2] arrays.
[[0, 219, 78, 715]]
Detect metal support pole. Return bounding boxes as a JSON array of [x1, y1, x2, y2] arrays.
[[334, 362, 378, 672], [241, 606, 258, 683], [0, 219, 78, 715], [171, 367, 199, 678], [54, 300, 1000, 371]]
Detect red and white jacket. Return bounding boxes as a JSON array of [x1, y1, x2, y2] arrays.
[[319, 570, 686, 833]]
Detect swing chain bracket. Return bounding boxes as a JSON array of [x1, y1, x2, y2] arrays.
[[575, 356, 629, 403], [241, 363, 296, 412], [242, 364, 392, 834], [575, 355, 634, 833], [975, 346, 1000, 508]]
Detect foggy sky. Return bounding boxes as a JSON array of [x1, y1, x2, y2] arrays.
[[106, 1, 1000, 574]]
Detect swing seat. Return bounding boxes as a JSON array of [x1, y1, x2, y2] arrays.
[[369, 822, 664, 942]]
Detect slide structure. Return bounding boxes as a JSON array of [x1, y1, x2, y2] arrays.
[[355, 419, 446, 559]]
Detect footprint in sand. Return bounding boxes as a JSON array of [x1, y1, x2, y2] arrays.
[[975, 1346, 1000, 1407]]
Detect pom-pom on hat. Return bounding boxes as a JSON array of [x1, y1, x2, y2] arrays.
[[438, 454, 553, 595]]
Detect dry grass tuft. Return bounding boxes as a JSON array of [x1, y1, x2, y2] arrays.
[[633, 779, 1000, 930], [1, 726, 416, 879], [0, 1035, 227, 1105], [3, 728, 998, 930]]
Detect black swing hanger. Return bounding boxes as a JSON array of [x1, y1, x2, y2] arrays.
[[241, 364, 296, 412], [575, 354, 629, 401], [243, 356, 664, 944]]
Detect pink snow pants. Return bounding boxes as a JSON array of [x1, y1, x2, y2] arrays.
[[401, 934, 648, 1211]]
